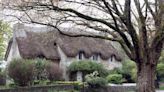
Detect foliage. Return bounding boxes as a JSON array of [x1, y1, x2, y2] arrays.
[[159, 51, 164, 63], [108, 68, 122, 75], [0, 71, 6, 85], [107, 59, 137, 83], [108, 55, 164, 83], [34, 58, 49, 80], [106, 74, 123, 84], [157, 51, 164, 81], [0, 20, 12, 60], [157, 63, 164, 81], [45, 62, 63, 81], [121, 60, 137, 83], [68, 60, 108, 77], [0, 62, 6, 85], [0, 62, 1, 72], [7, 59, 35, 86], [85, 71, 107, 88]]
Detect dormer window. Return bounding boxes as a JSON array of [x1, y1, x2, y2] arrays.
[[93, 54, 99, 61], [78, 51, 84, 60], [111, 55, 115, 62]]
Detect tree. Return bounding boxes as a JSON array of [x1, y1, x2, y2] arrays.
[[1, 0, 164, 92], [0, 20, 11, 60]]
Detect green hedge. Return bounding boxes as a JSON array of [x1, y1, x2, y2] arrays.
[[68, 60, 108, 77], [157, 63, 164, 81], [106, 74, 123, 84], [120, 60, 136, 83], [85, 71, 107, 88], [34, 58, 49, 80]]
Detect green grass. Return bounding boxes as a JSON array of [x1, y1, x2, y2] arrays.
[[159, 85, 164, 90]]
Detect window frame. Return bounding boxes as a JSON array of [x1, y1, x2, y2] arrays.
[[92, 53, 99, 61], [78, 51, 84, 60]]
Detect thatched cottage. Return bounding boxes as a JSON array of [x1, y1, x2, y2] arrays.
[[5, 23, 122, 81]]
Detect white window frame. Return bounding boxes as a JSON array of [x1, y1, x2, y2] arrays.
[[78, 51, 84, 60]]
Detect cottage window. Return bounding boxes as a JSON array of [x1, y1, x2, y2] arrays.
[[93, 54, 99, 61], [111, 55, 115, 62], [78, 51, 84, 60]]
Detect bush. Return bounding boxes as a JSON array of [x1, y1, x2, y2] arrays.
[[85, 71, 107, 88], [157, 63, 164, 81], [121, 60, 137, 83], [108, 68, 122, 75], [45, 62, 63, 81], [86, 77, 107, 88], [34, 58, 49, 80], [106, 74, 123, 84], [0, 71, 6, 85], [0, 62, 6, 85], [68, 60, 108, 77], [107, 60, 137, 83], [159, 51, 164, 63], [7, 59, 35, 86]]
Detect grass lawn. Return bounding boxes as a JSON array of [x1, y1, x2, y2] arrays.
[[159, 82, 164, 90], [159, 85, 164, 90]]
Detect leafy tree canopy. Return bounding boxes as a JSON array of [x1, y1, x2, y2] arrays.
[[0, 20, 12, 60]]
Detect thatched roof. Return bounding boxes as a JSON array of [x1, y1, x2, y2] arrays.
[[5, 24, 122, 61], [57, 34, 121, 60], [16, 31, 60, 61]]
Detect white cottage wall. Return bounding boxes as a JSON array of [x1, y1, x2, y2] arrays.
[[7, 38, 22, 62]]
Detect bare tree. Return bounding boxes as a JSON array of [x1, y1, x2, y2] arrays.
[[1, 0, 164, 92]]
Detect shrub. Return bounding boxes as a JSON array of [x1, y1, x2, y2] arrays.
[[121, 60, 137, 83], [0, 71, 6, 85], [159, 51, 164, 63], [156, 51, 164, 82], [34, 58, 49, 80], [108, 68, 122, 74], [106, 74, 123, 84], [7, 59, 35, 86], [157, 63, 164, 81], [68, 60, 109, 77], [0, 62, 6, 85], [85, 71, 107, 88], [107, 59, 137, 83], [86, 77, 107, 88], [45, 62, 63, 81]]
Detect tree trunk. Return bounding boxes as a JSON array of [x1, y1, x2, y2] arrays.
[[136, 62, 156, 92]]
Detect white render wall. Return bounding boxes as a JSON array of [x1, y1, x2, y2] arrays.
[[6, 38, 22, 63]]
